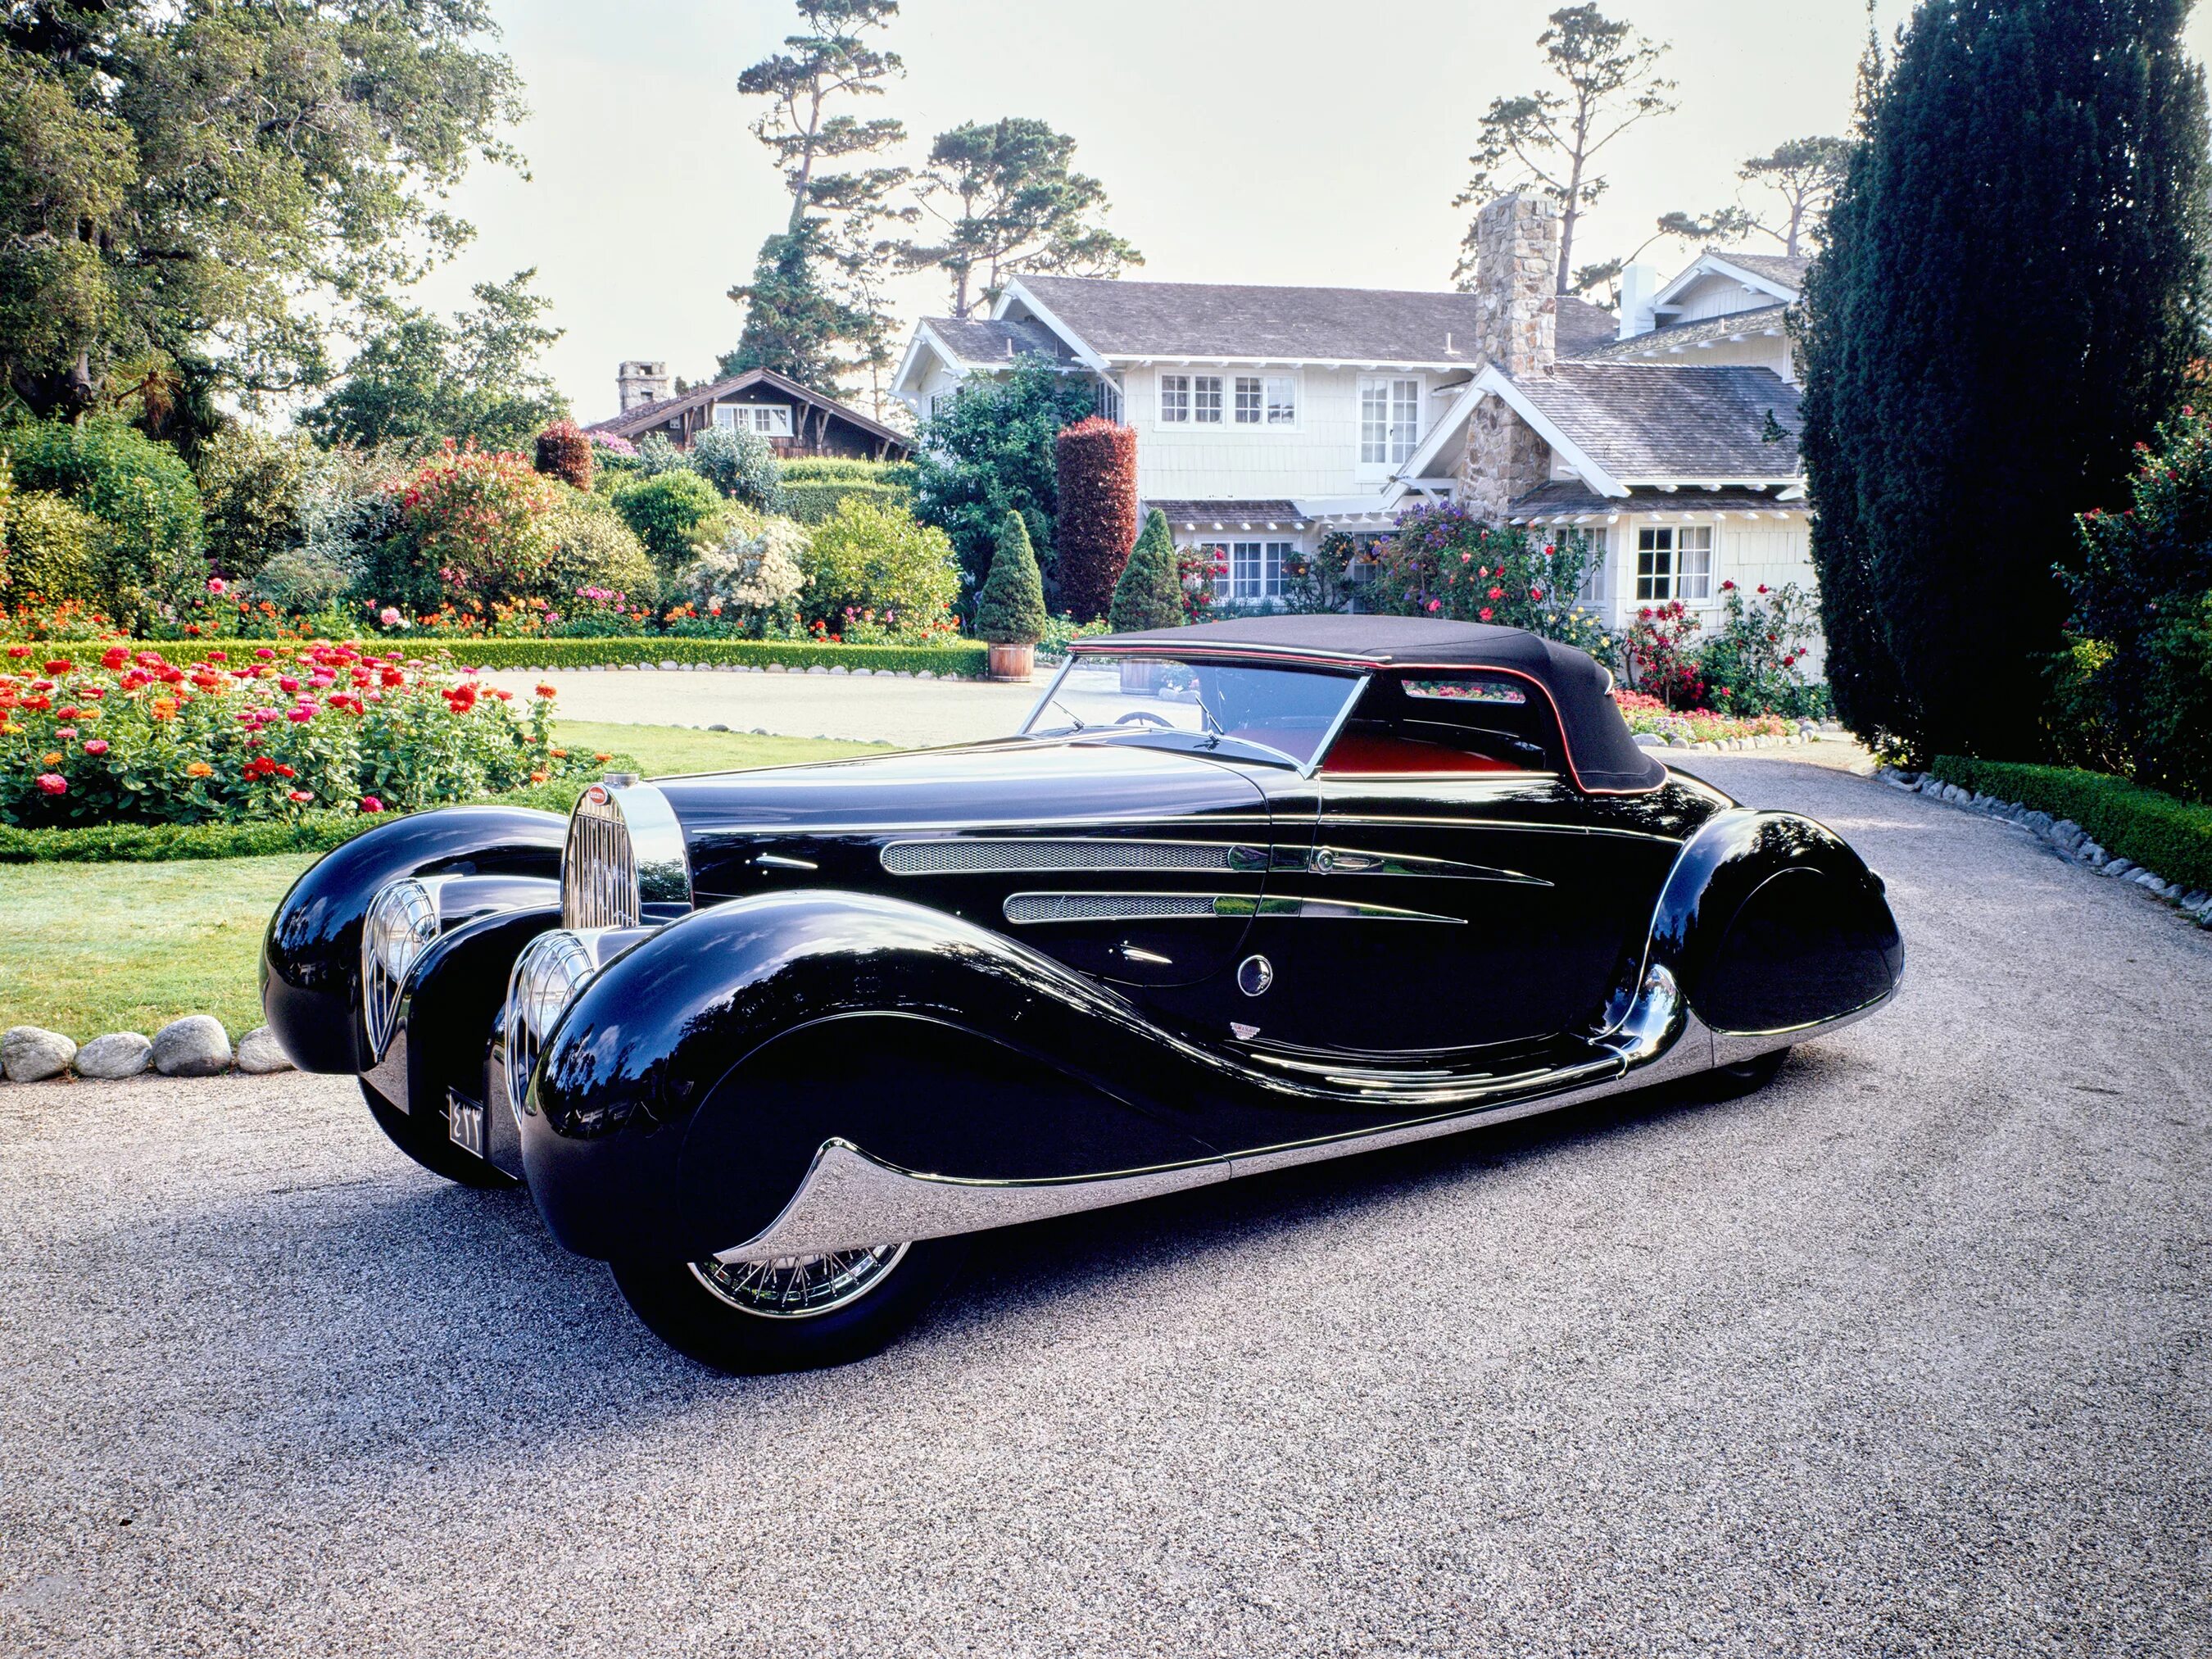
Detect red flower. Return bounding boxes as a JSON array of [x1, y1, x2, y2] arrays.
[[1756, 584, 1769, 594], [1479, 607, 1494, 622], [4, 646, 28, 659], [535, 683, 557, 699], [35, 773, 66, 796], [100, 646, 129, 670], [1487, 587, 1503, 601], [275, 764, 295, 778], [42, 658, 71, 675], [288, 790, 314, 805], [360, 796, 384, 814]]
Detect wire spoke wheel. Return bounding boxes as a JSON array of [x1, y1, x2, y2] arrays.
[[688, 1244, 911, 1320]]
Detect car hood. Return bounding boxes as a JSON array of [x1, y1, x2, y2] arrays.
[[658, 737, 1275, 898]]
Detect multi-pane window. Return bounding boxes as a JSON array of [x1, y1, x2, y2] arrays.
[[1192, 375, 1223, 424], [1266, 376, 1298, 425], [1229, 375, 1298, 426], [1210, 540, 1294, 601], [1634, 525, 1715, 601], [1096, 377, 1123, 424], [715, 403, 792, 436], [1235, 376, 1262, 424], [1158, 374, 1191, 423], [1358, 377, 1421, 465]]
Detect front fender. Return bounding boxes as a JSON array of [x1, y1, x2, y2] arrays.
[[1648, 808, 1903, 1036], [261, 805, 567, 1073]]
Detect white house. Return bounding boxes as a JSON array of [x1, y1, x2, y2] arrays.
[[890, 194, 1813, 635]]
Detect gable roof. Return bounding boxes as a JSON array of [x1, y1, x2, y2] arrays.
[[1577, 301, 1791, 362], [1480, 362, 1803, 490], [1652, 250, 1806, 315], [1005, 274, 1496, 365], [1554, 297, 1620, 357], [1708, 250, 1809, 291], [917, 315, 1064, 368], [587, 365, 909, 450]]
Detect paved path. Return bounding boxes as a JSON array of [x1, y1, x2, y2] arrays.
[[482, 666, 1043, 748], [3, 757, 2207, 1657]]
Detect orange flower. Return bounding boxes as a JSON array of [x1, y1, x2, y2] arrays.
[[40, 750, 62, 767], [151, 697, 177, 720], [186, 760, 213, 778], [535, 683, 557, 698], [528, 769, 549, 784], [593, 752, 611, 764], [548, 747, 568, 759]]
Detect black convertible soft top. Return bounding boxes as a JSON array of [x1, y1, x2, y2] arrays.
[[1076, 614, 1666, 793]]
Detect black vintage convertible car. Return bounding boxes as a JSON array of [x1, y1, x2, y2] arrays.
[[262, 616, 1902, 1371]]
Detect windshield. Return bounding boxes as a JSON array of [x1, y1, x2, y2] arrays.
[[1022, 655, 1365, 769]]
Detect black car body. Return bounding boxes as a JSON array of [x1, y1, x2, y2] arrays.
[[263, 617, 1902, 1369]]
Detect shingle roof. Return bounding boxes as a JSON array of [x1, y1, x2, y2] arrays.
[[587, 365, 910, 450], [1705, 250, 1808, 292], [1578, 301, 1791, 361], [1505, 480, 1806, 519], [920, 315, 1063, 366], [1554, 297, 1620, 357], [1504, 363, 1803, 482], [1145, 499, 1303, 524], [1013, 274, 1496, 364]]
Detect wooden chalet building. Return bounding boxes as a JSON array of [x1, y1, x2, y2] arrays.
[[587, 362, 911, 461]]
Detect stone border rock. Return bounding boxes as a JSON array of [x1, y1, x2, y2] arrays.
[[0, 1016, 294, 1085], [1634, 720, 1844, 755], [1880, 767, 2212, 930]]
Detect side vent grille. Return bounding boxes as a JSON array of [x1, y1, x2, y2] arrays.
[[1003, 892, 1222, 925]]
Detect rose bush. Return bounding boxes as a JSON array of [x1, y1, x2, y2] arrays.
[[0, 640, 596, 827], [1368, 502, 1611, 661]]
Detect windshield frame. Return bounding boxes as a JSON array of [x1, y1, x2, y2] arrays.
[[1021, 652, 1371, 777]]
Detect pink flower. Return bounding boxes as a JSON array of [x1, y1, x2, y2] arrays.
[[1479, 607, 1494, 622], [379, 607, 403, 628], [84, 739, 109, 756], [255, 647, 277, 660], [35, 773, 66, 796], [206, 577, 227, 596], [287, 707, 314, 723], [55, 727, 76, 741], [1426, 598, 1443, 613], [279, 676, 300, 693], [360, 796, 384, 814], [288, 789, 314, 805]]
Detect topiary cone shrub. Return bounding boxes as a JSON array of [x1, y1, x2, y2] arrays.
[[975, 510, 1048, 645], [1109, 510, 1185, 633], [534, 419, 594, 492], [1054, 416, 1138, 621]]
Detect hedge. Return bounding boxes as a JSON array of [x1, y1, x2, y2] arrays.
[[779, 457, 918, 487], [1054, 416, 1138, 621], [1927, 755, 2212, 894], [0, 778, 606, 864], [781, 478, 909, 525], [120, 637, 990, 677]]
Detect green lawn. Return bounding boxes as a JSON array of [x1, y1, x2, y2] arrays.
[[0, 723, 866, 1042]]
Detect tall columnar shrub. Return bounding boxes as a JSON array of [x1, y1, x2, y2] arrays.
[[1797, 0, 2210, 761], [534, 419, 595, 492], [975, 510, 1047, 645], [1053, 416, 1137, 621], [1108, 510, 1184, 632]]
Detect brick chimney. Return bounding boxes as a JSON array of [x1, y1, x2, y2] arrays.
[[617, 360, 671, 412], [1459, 193, 1561, 520]]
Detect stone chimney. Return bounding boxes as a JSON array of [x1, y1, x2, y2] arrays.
[[617, 360, 672, 412], [1459, 193, 1561, 520], [1470, 193, 1559, 377], [1617, 263, 1658, 341]]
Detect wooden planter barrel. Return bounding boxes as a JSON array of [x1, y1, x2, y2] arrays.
[[986, 641, 1036, 682]]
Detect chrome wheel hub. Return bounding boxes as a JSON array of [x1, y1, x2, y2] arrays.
[[689, 1244, 909, 1320]]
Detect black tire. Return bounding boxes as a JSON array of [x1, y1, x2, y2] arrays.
[[360, 1079, 518, 1190], [610, 1237, 968, 1374], [1702, 1045, 1791, 1099]]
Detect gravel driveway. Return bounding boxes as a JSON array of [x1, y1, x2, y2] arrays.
[[2, 757, 2206, 1657]]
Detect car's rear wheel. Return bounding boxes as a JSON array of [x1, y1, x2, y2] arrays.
[[1704, 1045, 1791, 1098], [610, 1237, 968, 1373], [360, 1080, 518, 1190]]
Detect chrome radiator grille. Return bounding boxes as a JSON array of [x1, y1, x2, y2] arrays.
[[564, 790, 638, 929]]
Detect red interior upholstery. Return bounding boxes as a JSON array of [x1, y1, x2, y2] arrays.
[[1320, 732, 1517, 776]]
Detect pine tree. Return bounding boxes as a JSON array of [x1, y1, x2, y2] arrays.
[[1109, 510, 1185, 633], [975, 509, 1047, 645], [1798, 0, 2208, 759]]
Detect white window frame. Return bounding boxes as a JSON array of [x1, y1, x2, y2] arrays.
[[1096, 376, 1123, 424], [1358, 374, 1424, 472], [1209, 538, 1296, 603], [1191, 374, 1224, 424], [1677, 524, 1713, 601], [715, 402, 793, 437], [1577, 532, 1611, 606], [1158, 373, 1191, 424], [1635, 526, 1676, 602]]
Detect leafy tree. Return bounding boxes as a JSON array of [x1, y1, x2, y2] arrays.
[[903, 118, 1141, 318], [975, 509, 1046, 644], [909, 356, 1095, 606], [729, 0, 907, 394], [1798, 0, 2209, 761], [195, 425, 314, 578], [301, 271, 568, 452], [1109, 511, 1185, 633], [0, 1, 524, 420], [1453, 6, 1675, 295], [1731, 138, 1851, 257]]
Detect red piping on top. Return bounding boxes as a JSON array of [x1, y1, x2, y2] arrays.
[[1067, 643, 1664, 796]]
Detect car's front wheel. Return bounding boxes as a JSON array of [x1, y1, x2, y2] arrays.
[[1703, 1045, 1792, 1098], [610, 1237, 968, 1373]]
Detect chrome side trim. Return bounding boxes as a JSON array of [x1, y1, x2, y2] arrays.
[[882, 837, 1251, 876], [1001, 891, 1466, 926], [718, 963, 1826, 1262]]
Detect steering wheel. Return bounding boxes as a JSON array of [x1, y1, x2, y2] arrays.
[[1113, 709, 1174, 728]]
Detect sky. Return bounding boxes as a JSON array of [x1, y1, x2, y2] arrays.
[[411, 0, 2212, 424]]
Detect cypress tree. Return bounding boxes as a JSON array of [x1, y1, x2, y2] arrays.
[[1797, 0, 2208, 759], [975, 509, 1048, 644], [1108, 509, 1185, 632]]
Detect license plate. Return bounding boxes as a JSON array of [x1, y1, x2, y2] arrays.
[[447, 1093, 487, 1159]]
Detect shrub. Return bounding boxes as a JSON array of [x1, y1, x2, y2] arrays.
[[1370, 501, 1609, 660], [676, 517, 809, 637], [1698, 581, 1829, 718], [781, 478, 905, 525], [1622, 601, 1706, 708], [2, 415, 206, 627], [0, 641, 598, 827], [1053, 417, 1137, 621], [802, 498, 960, 632], [419, 636, 987, 677], [613, 469, 725, 573], [781, 457, 917, 487], [975, 510, 1048, 644], [633, 432, 686, 475], [533, 419, 595, 492], [1927, 755, 2212, 895], [1109, 510, 1184, 632], [2141, 594, 2212, 802], [685, 424, 783, 512], [362, 444, 563, 620], [589, 430, 638, 458], [546, 495, 657, 608], [2, 492, 108, 605], [194, 425, 312, 579], [249, 545, 360, 618]]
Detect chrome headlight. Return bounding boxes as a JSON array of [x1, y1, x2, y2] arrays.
[[503, 930, 598, 1120], [361, 878, 441, 1058]]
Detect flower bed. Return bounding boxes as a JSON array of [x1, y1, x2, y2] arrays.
[[329, 637, 990, 677], [0, 641, 606, 830], [1613, 690, 1810, 746]]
